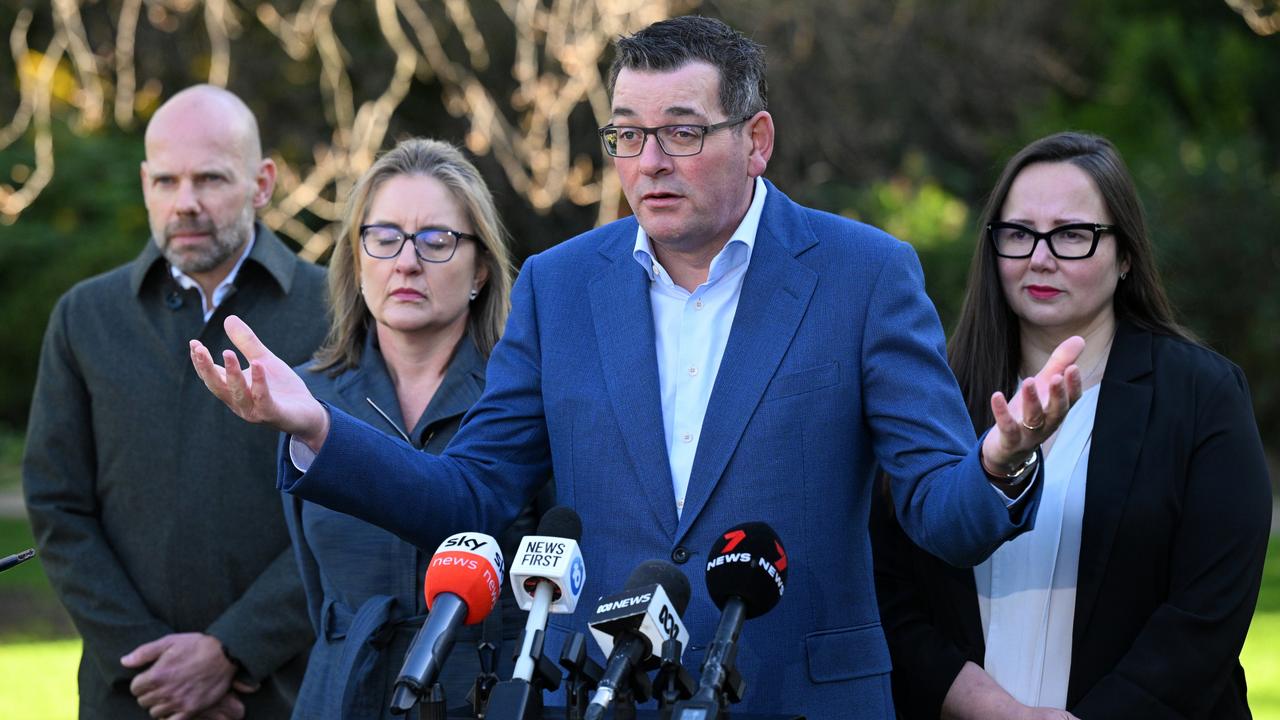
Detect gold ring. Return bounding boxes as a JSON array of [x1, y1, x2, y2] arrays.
[[1021, 417, 1045, 432]]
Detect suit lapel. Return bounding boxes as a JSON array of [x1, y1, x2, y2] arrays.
[[676, 188, 817, 540], [1073, 322, 1152, 640], [589, 228, 679, 538]]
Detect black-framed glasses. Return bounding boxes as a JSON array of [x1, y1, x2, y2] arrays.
[[987, 222, 1116, 260], [597, 115, 754, 158], [359, 224, 478, 263]]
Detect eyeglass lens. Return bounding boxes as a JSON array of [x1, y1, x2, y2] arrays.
[[362, 226, 457, 262]]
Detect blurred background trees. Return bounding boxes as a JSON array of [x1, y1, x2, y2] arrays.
[[1, 0, 1277, 462]]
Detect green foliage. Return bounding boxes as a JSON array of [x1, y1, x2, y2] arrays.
[[0, 124, 149, 427], [812, 155, 976, 332], [1017, 0, 1280, 448]]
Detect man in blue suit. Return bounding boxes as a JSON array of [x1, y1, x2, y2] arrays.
[[192, 16, 1082, 718]]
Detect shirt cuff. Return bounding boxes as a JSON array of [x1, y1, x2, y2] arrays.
[[988, 472, 1037, 507], [288, 435, 317, 472]]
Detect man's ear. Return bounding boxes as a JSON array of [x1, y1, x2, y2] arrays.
[[252, 158, 277, 209], [746, 111, 774, 178]]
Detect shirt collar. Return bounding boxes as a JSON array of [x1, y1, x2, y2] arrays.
[[168, 232, 256, 305], [130, 222, 298, 296], [632, 176, 768, 285]]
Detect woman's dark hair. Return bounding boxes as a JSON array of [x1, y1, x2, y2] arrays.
[[949, 131, 1190, 429]]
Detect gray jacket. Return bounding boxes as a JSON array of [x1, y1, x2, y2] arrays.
[[24, 226, 327, 719]]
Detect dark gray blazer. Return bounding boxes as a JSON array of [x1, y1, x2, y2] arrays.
[[285, 332, 551, 719], [24, 226, 328, 719], [871, 321, 1272, 719]]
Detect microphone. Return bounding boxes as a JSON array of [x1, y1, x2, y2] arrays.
[[0, 548, 35, 573], [671, 522, 788, 720], [486, 507, 584, 719], [583, 560, 691, 720], [389, 531, 505, 715], [510, 506, 585, 679]]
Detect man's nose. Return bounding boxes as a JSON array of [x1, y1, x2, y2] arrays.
[[174, 179, 200, 214], [636, 133, 674, 176]]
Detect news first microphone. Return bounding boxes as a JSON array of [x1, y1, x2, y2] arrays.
[[390, 532, 505, 715], [511, 505, 585, 679], [671, 522, 788, 720], [486, 506, 585, 719], [583, 560, 692, 720]]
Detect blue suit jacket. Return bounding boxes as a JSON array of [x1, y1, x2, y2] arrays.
[[283, 181, 1039, 718]]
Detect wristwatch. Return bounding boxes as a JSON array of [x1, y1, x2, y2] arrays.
[[984, 448, 1039, 485]]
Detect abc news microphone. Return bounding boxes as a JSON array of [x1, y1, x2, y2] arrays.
[[389, 531, 504, 715], [486, 506, 586, 719], [583, 560, 692, 720], [671, 522, 788, 720]]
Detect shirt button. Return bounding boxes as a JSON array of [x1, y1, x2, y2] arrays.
[[688, 366, 698, 377], [671, 546, 691, 564], [695, 299, 704, 310], [681, 432, 692, 443]]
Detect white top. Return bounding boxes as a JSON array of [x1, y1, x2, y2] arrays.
[[975, 383, 1101, 707], [630, 177, 767, 517]]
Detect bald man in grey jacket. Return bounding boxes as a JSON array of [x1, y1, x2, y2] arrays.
[[24, 85, 326, 719]]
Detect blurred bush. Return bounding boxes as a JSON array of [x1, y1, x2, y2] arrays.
[[0, 125, 148, 429]]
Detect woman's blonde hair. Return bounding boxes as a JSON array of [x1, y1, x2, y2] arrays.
[[311, 138, 514, 373]]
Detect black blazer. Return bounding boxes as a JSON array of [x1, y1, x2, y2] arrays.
[[871, 320, 1272, 719]]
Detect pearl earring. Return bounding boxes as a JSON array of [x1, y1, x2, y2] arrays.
[[469, 288, 479, 301]]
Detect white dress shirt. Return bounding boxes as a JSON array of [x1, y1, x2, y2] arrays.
[[631, 177, 768, 516]]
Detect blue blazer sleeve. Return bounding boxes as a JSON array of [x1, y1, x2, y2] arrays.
[[279, 258, 554, 549], [862, 242, 1040, 566]]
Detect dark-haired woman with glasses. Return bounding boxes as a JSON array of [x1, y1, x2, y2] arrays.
[[283, 138, 549, 719], [871, 131, 1270, 719]]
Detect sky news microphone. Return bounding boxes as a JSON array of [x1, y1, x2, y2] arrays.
[[389, 532, 505, 714], [672, 522, 788, 720], [509, 505, 585, 681], [583, 559, 692, 720]]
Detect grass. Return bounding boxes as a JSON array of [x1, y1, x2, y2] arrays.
[[0, 639, 80, 720], [1, 524, 1279, 717]]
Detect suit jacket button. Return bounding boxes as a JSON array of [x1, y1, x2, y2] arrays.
[[671, 546, 691, 564]]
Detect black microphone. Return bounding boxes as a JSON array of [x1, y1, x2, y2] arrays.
[[0, 548, 35, 573], [671, 522, 788, 720], [390, 531, 506, 714], [583, 560, 691, 720]]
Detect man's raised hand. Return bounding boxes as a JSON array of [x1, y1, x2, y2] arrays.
[[189, 315, 330, 450], [981, 336, 1085, 474]]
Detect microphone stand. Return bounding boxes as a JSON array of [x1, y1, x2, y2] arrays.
[[485, 629, 562, 719], [469, 638, 501, 718], [558, 632, 603, 720], [390, 681, 447, 720], [653, 637, 695, 713], [669, 599, 747, 720]]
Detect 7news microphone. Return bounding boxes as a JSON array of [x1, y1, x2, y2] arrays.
[[583, 559, 692, 720], [486, 506, 586, 719], [671, 521, 788, 720], [389, 531, 505, 715]]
